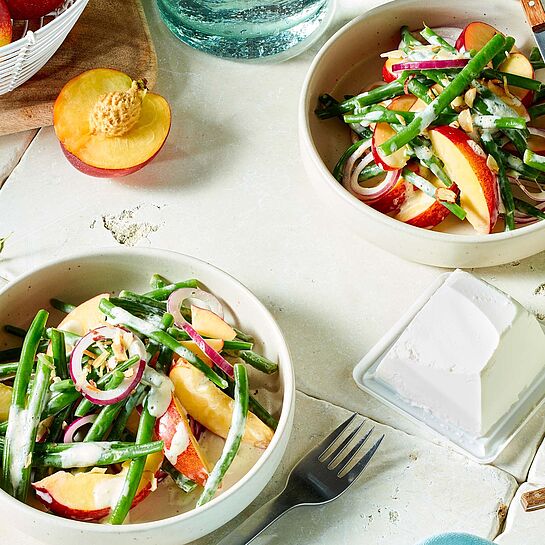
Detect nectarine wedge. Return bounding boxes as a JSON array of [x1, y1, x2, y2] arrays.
[[155, 397, 209, 486], [53, 69, 170, 178], [191, 305, 236, 341], [455, 21, 502, 52], [499, 52, 535, 106], [33, 451, 163, 521], [0, 0, 11, 46], [429, 126, 498, 234]]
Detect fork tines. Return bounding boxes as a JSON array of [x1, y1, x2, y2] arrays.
[[319, 413, 384, 482]]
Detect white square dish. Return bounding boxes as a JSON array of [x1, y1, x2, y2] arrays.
[[353, 273, 545, 463]]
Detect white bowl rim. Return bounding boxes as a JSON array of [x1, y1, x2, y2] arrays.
[[0, 246, 295, 532], [298, 0, 545, 245]]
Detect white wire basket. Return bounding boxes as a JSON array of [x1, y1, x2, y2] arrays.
[[0, 0, 89, 95]]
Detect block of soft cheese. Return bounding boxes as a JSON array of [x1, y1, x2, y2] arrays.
[[375, 269, 545, 436]]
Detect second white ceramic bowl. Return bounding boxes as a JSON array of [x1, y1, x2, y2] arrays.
[[299, 0, 545, 268], [0, 248, 295, 545]]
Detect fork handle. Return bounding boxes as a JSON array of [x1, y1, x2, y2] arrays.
[[216, 491, 298, 545]]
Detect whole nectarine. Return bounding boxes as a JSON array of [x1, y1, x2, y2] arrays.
[[53, 68, 171, 178], [6, 0, 64, 20]]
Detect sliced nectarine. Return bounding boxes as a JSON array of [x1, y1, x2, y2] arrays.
[[191, 305, 236, 341], [499, 52, 535, 106], [382, 58, 403, 83], [180, 339, 224, 367], [0, 0, 11, 46], [455, 21, 502, 52], [155, 397, 209, 486], [53, 69, 171, 178], [32, 451, 163, 521], [0, 383, 12, 421], [429, 126, 498, 234]]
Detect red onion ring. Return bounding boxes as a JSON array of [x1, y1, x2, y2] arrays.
[[63, 414, 98, 443], [529, 127, 545, 140], [189, 416, 205, 441], [392, 58, 469, 73], [509, 176, 545, 202], [165, 288, 224, 318], [70, 326, 146, 406], [167, 290, 234, 377]]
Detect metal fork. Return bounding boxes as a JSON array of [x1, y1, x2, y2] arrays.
[[217, 413, 384, 545]]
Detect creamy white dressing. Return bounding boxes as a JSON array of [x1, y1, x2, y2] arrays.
[[107, 307, 157, 336], [58, 443, 106, 468], [143, 366, 174, 417], [6, 408, 31, 491], [93, 473, 127, 509], [164, 423, 190, 465]]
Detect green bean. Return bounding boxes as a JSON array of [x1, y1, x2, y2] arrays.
[[239, 351, 278, 374], [100, 300, 227, 389], [0, 421, 7, 435], [358, 163, 384, 182], [406, 78, 435, 103], [343, 107, 457, 126], [514, 198, 545, 220], [482, 69, 542, 91], [528, 102, 545, 120], [400, 25, 422, 53], [75, 358, 138, 418], [109, 398, 156, 524], [109, 384, 147, 442], [148, 313, 175, 376], [109, 297, 165, 323], [143, 280, 200, 301], [481, 132, 515, 230], [50, 299, 76, 314], [48, 405, 71, 443], [198, 364, 248, 506], [403, 169, 467, 220], [332, 139, 370, 182], [82, 371, 125, 441], [500, 150, 545, 182], [379, 34, 506, 157], [2, 352, 52, 500], [167, 327, 252, 350], [0, 362, 17, 381], [491, 37, 515, 69], [315, 79, 407, 120], [34, 440, 163, 468], [2, 310, 48, 495], [530, 47, 545, 70], [150, 273, 170, 290], [524, 149, 545, 172], [51, 329, 68, 380], [162, 460, 198, 493], [49, 378, 74, 392], [472, 115, 527, 130], [420, 25, 457, 54], [233, 328, 254, 344], [119, 291, 167, 311], [4, 325, 26, 338]]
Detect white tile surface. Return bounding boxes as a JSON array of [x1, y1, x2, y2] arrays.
[[0, 393, 517, 545], [0, 130, 36, 186], [0, 0, 542, 543]]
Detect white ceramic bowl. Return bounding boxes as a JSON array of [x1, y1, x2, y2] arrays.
[[299, 0, 545, 268], [0, 248, 295, 545]]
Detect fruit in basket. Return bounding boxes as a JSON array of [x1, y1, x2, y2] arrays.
[[0, 0, 12, 46], [53, 68, 171, 178], [32, 451, 163, 521], [5, 0, 64, 20], [429, 126, 498, 234]]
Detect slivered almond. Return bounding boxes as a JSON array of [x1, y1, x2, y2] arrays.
[[435, 188, 457, 203], [458, 109, 474, 133], [464, 87, 477, 108], [486, 154, 500, 174], [450, 95, 465, 111]]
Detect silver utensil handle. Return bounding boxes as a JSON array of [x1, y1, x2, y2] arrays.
[[216, 492, 298, 545]]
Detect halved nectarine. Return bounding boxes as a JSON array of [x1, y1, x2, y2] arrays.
[[0, 0, 11, 46], [455, 21, 502, 52], [53, 68, 171, 178]]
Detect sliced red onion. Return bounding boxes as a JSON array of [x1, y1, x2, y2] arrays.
[[529, 127, 545, 140], [70, 326, 146, 406], [392, 58, 469, 73], [165, 288, 224, 318], [167, 290, 234, 377], [189, 416, 205, 441], [63, 414, 98, 443], [509, 176, 545, 202]]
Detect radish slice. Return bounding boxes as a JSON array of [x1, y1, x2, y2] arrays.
[[63, 414, 98, 443], [70, 326, 146, 406], [391, 58, 469, 73], [167, 290, 234, 377]]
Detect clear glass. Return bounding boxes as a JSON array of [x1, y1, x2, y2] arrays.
[[156, 0, 334, 61]]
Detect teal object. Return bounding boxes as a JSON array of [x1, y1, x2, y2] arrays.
[[418, 533, 494, 545], [156, 0, 333, 60]]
